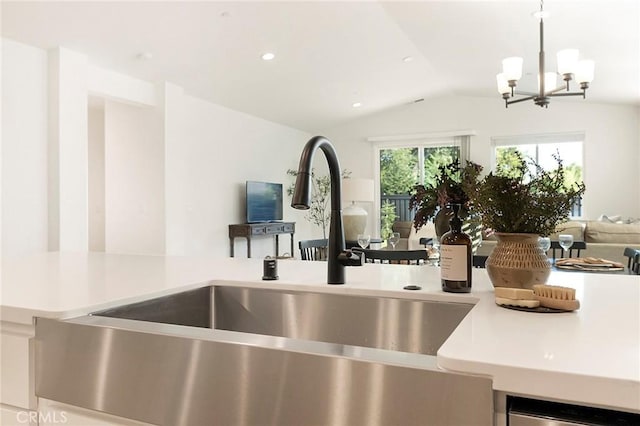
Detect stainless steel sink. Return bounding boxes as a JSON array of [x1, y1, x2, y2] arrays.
[[213, 286, 472, 356], [35, 285, 492, 425], [92, 285, 472, 356]]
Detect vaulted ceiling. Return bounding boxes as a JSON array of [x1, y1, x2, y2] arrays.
[[2, 1, 638, 132]]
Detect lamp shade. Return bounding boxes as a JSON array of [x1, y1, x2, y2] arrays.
[[502, 57, 523, 81], [557, 49, 579, 75], [496, 73, 510, 94], [342, 178, 374, 202], [575, 60, 595, 83]]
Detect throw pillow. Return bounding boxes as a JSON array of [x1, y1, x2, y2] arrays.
[[598, 214, 622, 223]]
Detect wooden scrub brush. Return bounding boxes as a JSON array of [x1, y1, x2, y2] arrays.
[[532, 284, 580, 311]]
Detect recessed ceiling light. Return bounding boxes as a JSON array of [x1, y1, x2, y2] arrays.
[[261, 52, 275, 61], [352, 102, 362, 108], [403, 56, 414, 62]]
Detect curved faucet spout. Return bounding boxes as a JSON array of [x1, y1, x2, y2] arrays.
[[292, 136, 359, 284]]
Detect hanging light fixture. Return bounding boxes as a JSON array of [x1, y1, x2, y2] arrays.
[[496, 0, 595, 108]]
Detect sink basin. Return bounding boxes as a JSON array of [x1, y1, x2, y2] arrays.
[[213, 286, 472, 355], [36, 285, 492, 425], [93, 285, 473, 356]]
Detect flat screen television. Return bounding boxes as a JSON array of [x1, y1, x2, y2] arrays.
[[246, 181, 283, 223]]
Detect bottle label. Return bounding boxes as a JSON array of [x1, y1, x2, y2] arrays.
[[440, 245, 468, 281]]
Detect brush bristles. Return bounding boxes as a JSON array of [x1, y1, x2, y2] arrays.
[[533, 284, 576, 300]]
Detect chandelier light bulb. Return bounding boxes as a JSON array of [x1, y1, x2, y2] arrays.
[[502, 57, 524, 81]]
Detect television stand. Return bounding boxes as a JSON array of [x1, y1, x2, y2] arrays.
[[229, 222, 295, 258]]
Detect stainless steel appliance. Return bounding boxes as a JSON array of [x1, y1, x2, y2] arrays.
[[508, 396, 640, 426]]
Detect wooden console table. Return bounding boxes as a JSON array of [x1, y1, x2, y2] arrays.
[[229, 222, 295, 258]]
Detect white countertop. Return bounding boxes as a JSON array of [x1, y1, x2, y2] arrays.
[[2, 252, 639, 413]]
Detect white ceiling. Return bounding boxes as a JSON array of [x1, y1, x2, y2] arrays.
[[2, 1, 639, 132]]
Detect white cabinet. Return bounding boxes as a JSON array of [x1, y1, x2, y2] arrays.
[[1, 405, 37, 426], [1, 321, 35, 410]]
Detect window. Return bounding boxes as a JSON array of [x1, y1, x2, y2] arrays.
[[492, 132, 584, 217], [370, 132, 472, 237], [379, 145, 460, 223]]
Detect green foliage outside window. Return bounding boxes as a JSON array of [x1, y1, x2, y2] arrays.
[[380, 201, 397, 240], [380, 146, 461, 195], [380, 148, 418, 195], [423, 147, 461, 188], [496, 147, 527, 179], [496, 146, 583, 190]]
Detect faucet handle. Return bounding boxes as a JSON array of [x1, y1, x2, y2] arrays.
[[338, 249, 363, 267]]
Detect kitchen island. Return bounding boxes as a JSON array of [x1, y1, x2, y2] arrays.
[[1, 252, 639, 425]]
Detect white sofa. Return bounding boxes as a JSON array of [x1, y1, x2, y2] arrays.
[[391, 221, 437, 250], [476, 220, 640, 265]]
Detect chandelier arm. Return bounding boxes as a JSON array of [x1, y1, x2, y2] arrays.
[[545, 86, 570, 96], [548, 92, 586, 98], [513, 90, 539, 97], [506, 95, 536, 105], [546, 85, 570, 95]]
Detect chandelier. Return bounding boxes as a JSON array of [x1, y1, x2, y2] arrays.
[[496, 0, 594, 108]]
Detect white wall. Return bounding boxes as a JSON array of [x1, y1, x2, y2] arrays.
[[1, 39, 48, 256], [164, 84, 313, 258], [88, 64, 157, 107], [104, 100, 165, 254], [48, 47, 89, 252], [88, 102, 105, 251], [325, 94, 640, 221], [1, 39, 318, 259]]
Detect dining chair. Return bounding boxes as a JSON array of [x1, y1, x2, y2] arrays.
[[352, 248, 428, 265], [473, 255, 488, 268], [623, 247, 640, 275], [419, 237, 434, 247], [550, 241, 587, 261], [298, 239, 328, 261]]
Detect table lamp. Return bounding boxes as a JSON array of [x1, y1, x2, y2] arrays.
[[341, 178, 374, 241]]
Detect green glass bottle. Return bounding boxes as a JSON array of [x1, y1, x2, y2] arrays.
[[440, 204, 472, 293]]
